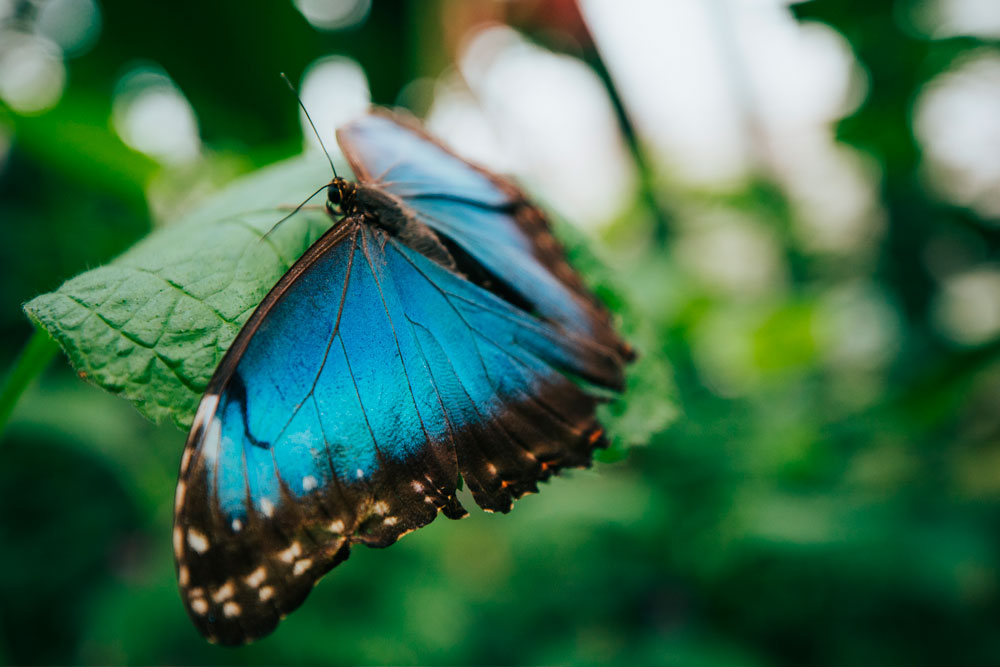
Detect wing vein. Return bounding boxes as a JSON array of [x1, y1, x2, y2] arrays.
[[269, 227, 359, 448]]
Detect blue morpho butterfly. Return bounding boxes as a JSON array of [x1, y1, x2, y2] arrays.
[[172, 107, 633, 645]]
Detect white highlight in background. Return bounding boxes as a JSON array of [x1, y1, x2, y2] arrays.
[[430, 25, 635, 230], [0, 32, 65, 114], [910, 0, 1000, 40], [34, 0, 102, 56], [818, 284, 901, 371], [672, 206, 786, 296], [112, 65, 201, 165], [579, 0, 863, 187], [914, 51, 1000, 220], [426, 78, 514, 175], [299, 56, 371, 158], [294, 0, 371, 31], [934, 267, 1000, 346]]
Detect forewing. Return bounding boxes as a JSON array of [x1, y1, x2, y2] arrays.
[[174, 222, 622, 645]]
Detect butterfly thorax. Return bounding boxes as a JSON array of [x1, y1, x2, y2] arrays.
[[327, 176, 457, 271], [327, 177, 405, 233]]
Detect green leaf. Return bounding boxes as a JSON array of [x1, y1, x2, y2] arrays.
[[24, 155, 333, 429]]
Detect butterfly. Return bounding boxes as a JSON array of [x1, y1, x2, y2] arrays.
[[172, 108, 633, 645]]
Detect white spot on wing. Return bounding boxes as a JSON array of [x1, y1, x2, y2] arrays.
[[245, 566, 267, 588], [191, 598, 208, 615], [178, 565, 190, 587], [223, 601, 242, 617], [180, 446, 193, 474], [173, 526, 183, 557], [293, 558, 313, 576], [373, 500, 389, 515], [260, 498, 275, 517], [279, 542, 302, 563], [174, 480, 187, 512], [383, 516, 399, 526], [328, 519, 345, 534], [411, 481, 424, 493], [187, 528, 209, 554], [260, 585, 275, 601], [211, 580, 235, 603], [193, 394, 219, 433], [302, 475, 318, 492], [231, 518, 243, 532], [356, 468, 364, 480], [200, 413, 222, 467]]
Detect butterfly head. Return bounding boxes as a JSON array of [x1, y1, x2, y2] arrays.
[[326, 177, 357, 216]]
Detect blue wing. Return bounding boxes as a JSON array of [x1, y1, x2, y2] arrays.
[[336, 111, 631, 361], [173, 220, 622, 645]]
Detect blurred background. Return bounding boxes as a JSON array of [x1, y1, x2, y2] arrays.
[[3, 0, 1000, 664]]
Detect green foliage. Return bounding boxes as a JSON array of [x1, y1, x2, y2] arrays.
[[23, 156, 332, 428], [3, 1, 1000, 665]]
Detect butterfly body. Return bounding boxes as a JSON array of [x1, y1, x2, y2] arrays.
[[327, 176, 457, 270], [173, 110, 630, 645]]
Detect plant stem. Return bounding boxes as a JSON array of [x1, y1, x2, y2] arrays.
[[0, 329, 59, 437]]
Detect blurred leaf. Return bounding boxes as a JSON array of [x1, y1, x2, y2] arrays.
[[23, 155, 332, 428], [559, 219, 678, 452], [0, 329, 58, 436]]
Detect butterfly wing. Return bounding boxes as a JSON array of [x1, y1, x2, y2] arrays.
[[336, 110, 632, 364], [174, 219, 624, 645]]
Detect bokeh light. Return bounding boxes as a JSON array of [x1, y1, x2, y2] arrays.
[[425, 77, 513, 173], [0, 31, 65, 114], [112, 65, 201, 166], [818, 283, 901, 373], [430, 24, 636, 229], [34, 0, 101, 56], [0, 0, 101, 114], [299, 55, 371, 157], [914, 50, 1000, 220], [784, 140, 885, 256], [673, 205, 786, 297], [934, 266, 1000, 345], [293, 0, 370, 31], [910, 0, 1000, 39], [579, 0, 865, 187]]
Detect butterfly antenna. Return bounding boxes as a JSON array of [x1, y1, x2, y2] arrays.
[[260, 182, 329, 244], [281, 72, 338, 179]]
